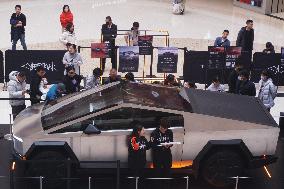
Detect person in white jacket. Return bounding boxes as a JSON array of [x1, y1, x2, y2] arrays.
[[59, 23, 77, 48], [62, 44, 83, 74], [258, 70, 277, 112], [207, 77, 225, 92], [85, 68, 102, 90], [173, 0, 185, 15], [7, 71, 27, 119]]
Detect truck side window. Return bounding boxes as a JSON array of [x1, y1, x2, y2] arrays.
[[51, 107, 134, 133], [51, 107, 183, 134], [132, 108, 184, 129]]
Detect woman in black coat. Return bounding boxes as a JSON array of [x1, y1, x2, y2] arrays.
[[63, 66, 83, 94], [128, 124, 150, 177]]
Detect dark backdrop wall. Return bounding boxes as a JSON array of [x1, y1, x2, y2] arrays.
[[5, 50, 66, 84]]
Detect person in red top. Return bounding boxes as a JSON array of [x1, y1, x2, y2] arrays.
[[60, 5, 73, 32]]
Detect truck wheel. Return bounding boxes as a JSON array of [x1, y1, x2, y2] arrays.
[[201, 150, 244, 188], [25, 151, 69, 189]]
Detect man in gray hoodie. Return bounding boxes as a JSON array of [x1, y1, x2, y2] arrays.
[[7, 71, 27, 119]]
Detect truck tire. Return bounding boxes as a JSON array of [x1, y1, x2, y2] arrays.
[[25, 151, 69, 189], [201, 150, 244, 188]]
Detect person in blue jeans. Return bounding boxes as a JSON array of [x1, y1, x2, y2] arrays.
[[10, 5, 27, 50]]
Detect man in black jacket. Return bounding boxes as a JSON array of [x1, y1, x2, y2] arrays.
[[236, 70, 256, 97], [30, 66, 45, 105], [236, 20, 254, 60], [103, 68, 121, 84], [150, 118, 173, 178], [101, 16, 117, 71], [63, 66, 83, 94], [228, 62, 244, 93], [10, 5, 27, 50]]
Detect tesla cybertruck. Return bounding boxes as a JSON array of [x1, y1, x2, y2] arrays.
[[10, 81, 279, 187]]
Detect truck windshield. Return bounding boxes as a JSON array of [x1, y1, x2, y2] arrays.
[[41, 82, 192, 131], [41, 83, 123, 130]]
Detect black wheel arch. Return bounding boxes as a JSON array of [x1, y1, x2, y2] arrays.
[[192, 139, 253, 178], [25, 141, 79, 163]]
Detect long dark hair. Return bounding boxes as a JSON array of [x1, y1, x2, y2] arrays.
[[65, 23, 74, 33], [63, 5, 70, 12], [130, 124, 143, 138]]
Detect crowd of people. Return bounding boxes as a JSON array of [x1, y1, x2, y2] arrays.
[[8, 4, 279, 109]]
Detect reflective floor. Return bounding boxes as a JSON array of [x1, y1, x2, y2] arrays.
[[1, 0, 284, 49]]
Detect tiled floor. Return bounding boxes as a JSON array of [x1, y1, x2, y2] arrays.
[[1, 0, 284, 49]]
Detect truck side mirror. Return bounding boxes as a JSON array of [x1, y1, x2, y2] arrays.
[[83, 124, 101, 135]]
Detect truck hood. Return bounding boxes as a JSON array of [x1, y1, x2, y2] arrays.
[[13, 103, 45, 139]]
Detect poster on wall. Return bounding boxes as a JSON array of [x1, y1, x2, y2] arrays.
[[251, 52, 284, 85], [118, 46, 139, 72], [157, 47, 178, 73], [225, 47, 242, 68], [138, 35, 153, 55], [5, 50, 66, 83], [237, 0, 263, 7], [91, 42, 111, 58], [208, 46, 225, 69]]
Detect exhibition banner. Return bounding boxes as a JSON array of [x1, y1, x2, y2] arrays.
[[183, 51, 209, 83], [5, 50, 66, 83], [225, 47, 242, 68], [157, 47, 178, 73], [138, 35, 153, 55], [251, 52, 284, 85], [208, 46, 225, 69], [118, 46, 139, 72], [183, 50, 251, 84], [0, 51, 3, 83], [91, 42, 111, 58]]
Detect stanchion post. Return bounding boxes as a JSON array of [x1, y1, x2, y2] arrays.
[[143, 55, 146, 83], [88, 177, 91, 189], [135, 177, 139, 189], [39, 176, 43, 189], [9, 114, 12, 125], [150, 46, 154, 78], [235, 176, 239, 189], [185, 176, 189, 189], [10, 161, 14, 189]]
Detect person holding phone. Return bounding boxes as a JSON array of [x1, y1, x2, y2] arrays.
[[10, 5, 27, 50], [7, 71, 27, 119]]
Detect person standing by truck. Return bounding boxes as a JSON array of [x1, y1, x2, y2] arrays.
[[150, 118, 173, 178], [128, 124, 150, 189], [128, 124, 150, 176]]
